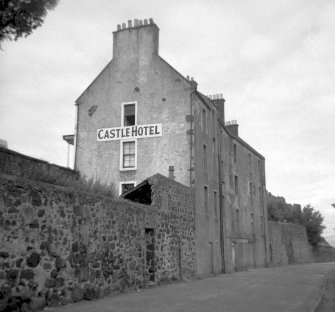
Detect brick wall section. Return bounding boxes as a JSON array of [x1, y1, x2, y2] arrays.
[[0, 174, 196, 310], [0, 147, 79, 184], [268, 221, 311, 266]]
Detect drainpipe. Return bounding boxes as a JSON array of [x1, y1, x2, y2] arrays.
[[73, 103, 79, 170], [218, 127, 226, 273]]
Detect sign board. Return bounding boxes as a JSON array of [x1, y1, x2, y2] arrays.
[[97, 123, 162, 142]]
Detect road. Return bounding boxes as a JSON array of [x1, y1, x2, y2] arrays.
[[316, 269, 335, 312], [52, 263, 335, 312]]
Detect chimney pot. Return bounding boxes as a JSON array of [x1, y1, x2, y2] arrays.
[[144, 19, 148, 25], [134, 19, 139, 26], [117, 24, 121, 31], [169, 166, 175, 179], [139, 20, 143, 26], [149, 18, 154, 24], [186, 75, 190, 80], [122, 23, 126, 29], [128, 20, 132, 28]]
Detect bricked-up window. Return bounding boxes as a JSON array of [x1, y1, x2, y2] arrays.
[[234, 175, 238, 194], [204, 186, 208, 214], [122, 141, 136, 169], [203, 144, 207, 171], [214, 191, 218, 218], [123, 103, 136, 126], [233, 143, 237, 162], [202, 108, 207, 132]]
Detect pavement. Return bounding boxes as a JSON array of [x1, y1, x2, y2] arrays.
[[316, 269, 335, 312], [51, 263, 335, 312]]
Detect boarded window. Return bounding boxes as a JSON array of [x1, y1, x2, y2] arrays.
[[234, 175, 238, 194], [203, 144, 207, 171]]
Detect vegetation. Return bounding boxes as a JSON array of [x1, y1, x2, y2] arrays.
[[26, 166, 116, 198], [267, 192, 325, 247], [0, 0, 59, 47]]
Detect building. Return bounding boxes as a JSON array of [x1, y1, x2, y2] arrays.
[[72, 18, 268, 274]]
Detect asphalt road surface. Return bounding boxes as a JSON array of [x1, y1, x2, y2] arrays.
[[51, 263, 335, 312], [316, 269, 335, 312]]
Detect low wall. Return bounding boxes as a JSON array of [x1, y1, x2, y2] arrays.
[[268, 221, 311, 266], [0, 174, 195, 310], [310, 245, 335, 263], [0, 147, 79, 185]]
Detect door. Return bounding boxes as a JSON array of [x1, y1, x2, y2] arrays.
[[145, 228, 155, 282]]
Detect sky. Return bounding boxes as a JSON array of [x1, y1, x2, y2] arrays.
[[1, 0, 334, 238]]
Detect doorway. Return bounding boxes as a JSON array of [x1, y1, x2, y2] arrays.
[[145, 228, 155, 281]]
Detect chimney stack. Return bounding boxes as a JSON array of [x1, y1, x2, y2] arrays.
[[113, 18, 159, 58], [225, 120, 239, 136], [208, 93, 225, 123], [169, 166, 175, 180]]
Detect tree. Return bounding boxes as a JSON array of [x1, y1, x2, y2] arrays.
[[0, 0, 59, 46], [300, 204, 325, 247]]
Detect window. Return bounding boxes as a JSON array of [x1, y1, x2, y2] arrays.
[[248, 153, 251, 165], [234, 175, 238, 194], [122, 102, 136, 126], [249, 182, 253, 197], [204, 186, 208, 214], [120, 182, 136, 195], [120, 140, 137, 170], [202, 108, 207, 132], [251, 213, 254, 226], [214, 191, 218, 218], [203, 144, 207, 171], [233, 143, 237, 162], [213, 138, 216, 170], [235, 209, 240, 230]]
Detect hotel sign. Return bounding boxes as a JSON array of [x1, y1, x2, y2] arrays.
[[97, 123, 162, 141]]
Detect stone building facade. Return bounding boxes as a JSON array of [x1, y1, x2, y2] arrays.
[[73, 18, 268, 274]]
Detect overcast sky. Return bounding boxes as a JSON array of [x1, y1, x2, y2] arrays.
[[1, 0, 334, 237]]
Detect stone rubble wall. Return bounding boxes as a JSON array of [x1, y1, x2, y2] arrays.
[[0, 174, 196, 311], [268, 221, 311, 266], [0, 147, 79, 185]]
